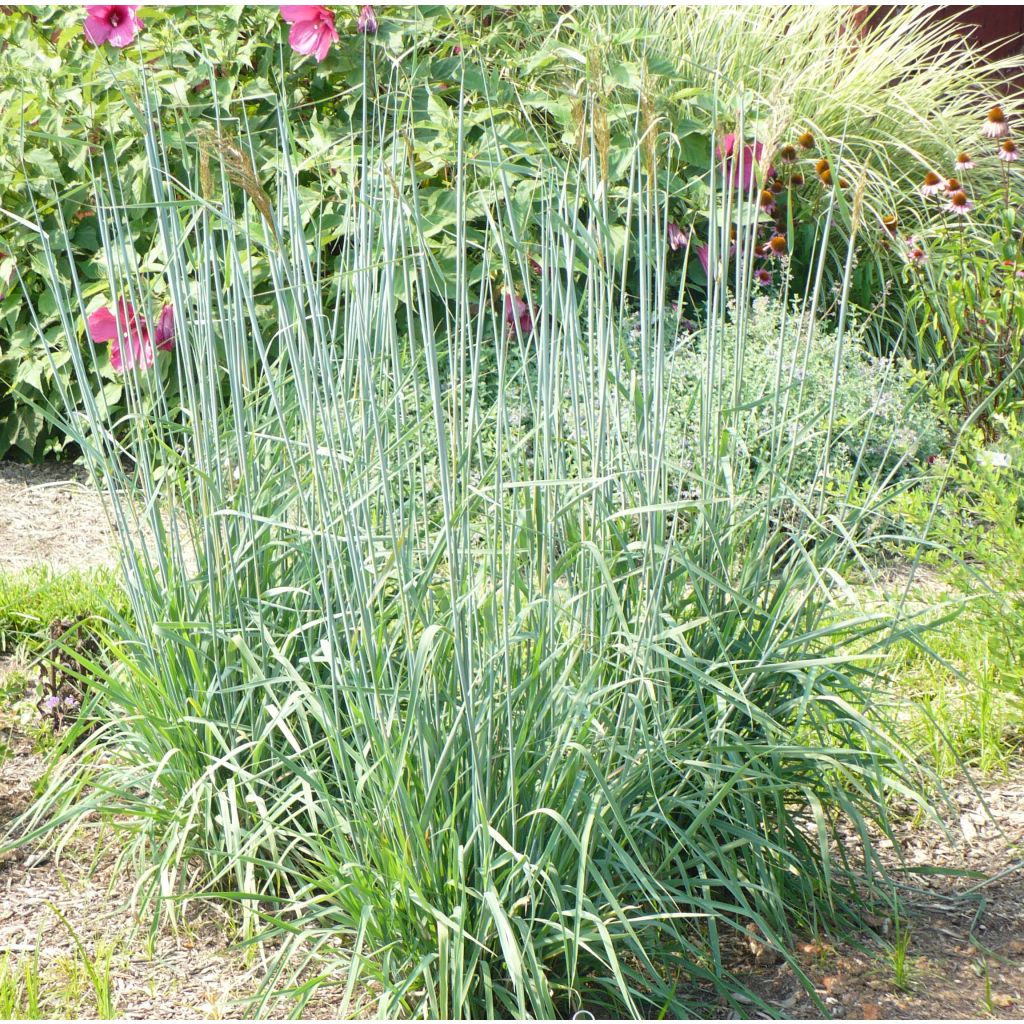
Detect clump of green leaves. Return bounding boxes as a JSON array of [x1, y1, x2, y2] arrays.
[[661, 298, 944, 493]]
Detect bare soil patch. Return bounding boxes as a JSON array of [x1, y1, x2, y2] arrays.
[[0, 462, 119, 575], [725, 772, 1024, 1019]]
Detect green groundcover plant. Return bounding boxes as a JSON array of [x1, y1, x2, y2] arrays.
[[1, 4, 1019, 459], [1, 41, 948, 1015]]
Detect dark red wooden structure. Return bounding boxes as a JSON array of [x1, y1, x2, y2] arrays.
[[949, 5, 1024, 62]]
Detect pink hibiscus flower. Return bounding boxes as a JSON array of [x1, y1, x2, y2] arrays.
[[694, 242, 737, 277], [280, 5, 339, 62], [83, 5, 143, 47], [88, 299, 175, 372], [667, 221, 689, 251], [357, 5, 377, 34], [503, 292, 533, 336], [154, 303, 175, 351], [717, 132, 775, 194]]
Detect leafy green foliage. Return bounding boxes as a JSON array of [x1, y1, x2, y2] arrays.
[[1, 5, 1018, 458], [651, 298, 943, 496], [880, 415, 1024, 774], [907, 178, 1024, 422], [0, 567, 125, 654]]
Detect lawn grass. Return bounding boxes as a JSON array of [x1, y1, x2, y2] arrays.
[[892, 599, 1024, 778], [0, 567, 126, 655]]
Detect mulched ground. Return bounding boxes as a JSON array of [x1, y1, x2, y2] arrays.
[[729, 774, 1024, 1020], [2, 460, 1023, 1019], [0, 462, 120, 574]]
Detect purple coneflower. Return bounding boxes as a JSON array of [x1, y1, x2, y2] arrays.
[[999, 138, 1019, 162], [759, 189, 776, 215], [955, 152, 974, 172], [983, 106, 1009, 139], [754, 268, 772, 287], [903, 238, 927, 266], [946, 189, 973, 216], [881, 214, 898, 237], [768, 234, 787, 257], [797, 131, 815, 150], [777, 144, 798, 165], [920, 171, 944, 197]]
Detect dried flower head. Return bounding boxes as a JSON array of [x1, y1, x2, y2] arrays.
[[797, 130, 815, 150], [790, 172, 805, 187], [778, 144, 798, 165], [819, 168, 833, 187], [882, 213, 898, 236]]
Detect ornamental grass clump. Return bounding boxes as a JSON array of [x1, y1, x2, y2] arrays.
[[7, 71, 939, 1018]]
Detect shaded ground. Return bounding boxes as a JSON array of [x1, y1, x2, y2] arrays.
[[1, 460, 1023, 1019]]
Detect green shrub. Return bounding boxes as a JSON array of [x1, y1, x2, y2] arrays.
[[646, 297, 943, 496]]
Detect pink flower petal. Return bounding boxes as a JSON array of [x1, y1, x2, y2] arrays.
[[289, 19, 322, 56], [83, 14, 112, 45], [106, 15, 140, 47], [311, 22, 337, 61], [279, 4, 326, 23], [87, 306, 118, 344], [154, 304, 175, 351], [83, 5, 141, 48]]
